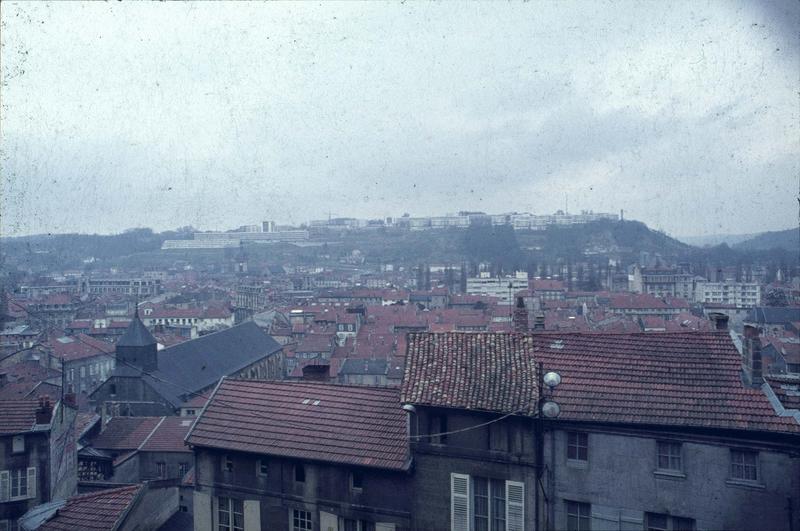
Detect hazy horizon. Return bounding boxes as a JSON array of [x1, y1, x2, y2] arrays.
[[2, 2, 798, 239]]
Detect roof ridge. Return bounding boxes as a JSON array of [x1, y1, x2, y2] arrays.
[[138, 416, 166, 451]]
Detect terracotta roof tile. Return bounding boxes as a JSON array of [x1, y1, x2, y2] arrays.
[[39, 484, 142, 531], [187, 379, 409, 470], [0, 399, 41, 434], [402, 332, 800, 434]]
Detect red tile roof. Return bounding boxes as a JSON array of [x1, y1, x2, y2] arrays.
[[187, 379, 409, 470], [51, 334, 115, 362], [403, 334, 539, 415], [140, 416, 193, 453], [402, 332, 800, 434], [39, 484, 142, 531], [90, 417, 163, 450], [0, 399, 41, 434]]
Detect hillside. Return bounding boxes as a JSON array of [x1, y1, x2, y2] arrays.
[[733, 228, 799, 252]]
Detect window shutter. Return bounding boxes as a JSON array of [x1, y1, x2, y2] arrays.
[[505, 480, 525, 531], [0, 471, 9, 501], [243, 499, 261, 531], [450, 473, 470, 531], [27, 467, 37, 499]]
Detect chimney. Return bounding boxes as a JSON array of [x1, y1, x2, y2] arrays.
[[742, 325, 763, 387], [513, 296, 528, 333], [533, 312, 546, 331], [302, 363, 329, 382], [708, 312, 729, 330], [36, 395, 53, 425]]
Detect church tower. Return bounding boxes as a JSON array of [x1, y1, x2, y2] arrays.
[[116, 307, 158, 372]]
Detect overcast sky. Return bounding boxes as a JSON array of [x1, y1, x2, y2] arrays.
[[1, 1, 797, 238]]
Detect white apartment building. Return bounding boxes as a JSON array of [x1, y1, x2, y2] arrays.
[[466, 271, 529, 304], [694, 281, 761, 307]]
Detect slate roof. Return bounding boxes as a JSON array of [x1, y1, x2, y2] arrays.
[[99, 321, 282, 407], [402, 332, 800, 434], [146, 321, 281, 404], [38, 484, 142, 531], [0, 399, 42, 435], [186, 379, 409, 470], [117, 315, 156, 347], [747, 307, 800, 325]]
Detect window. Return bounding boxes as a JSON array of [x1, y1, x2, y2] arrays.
[[12, 436, 24, 454], [179, 463, 189, 477], [350, 470, 363, 491], [156, 462, 166, 478], [222, 455, 233, 473], [109, 384, 117, 396], [565, 500, 591, 531], [0, 468, 36, 501], [471, 477, 507, 531], [80, 366, 86, 378], [567, 432, 588, 461], [342, 519, 374, 531], [429, 414, 447, 445], [257, 460, 268, 478], [217, 496, 243, 531], [730, 450, 758, 481], [656, 442, 682, 472], [450, 473, 523, 531], [646, 512, 695, 531], [292, 509, 312, 531], [294, 464, 305, 483]]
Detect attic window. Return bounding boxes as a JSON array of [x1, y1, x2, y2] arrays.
[[549, 340, 564, 350], [302, 399, 310, 405], [312, 400, 321, 406]]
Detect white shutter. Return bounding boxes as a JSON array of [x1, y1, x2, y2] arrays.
[[243, 499, 261, 531], [0, 471, 9, 501], [319, 511, 338, 531], [450, 473, 470, 531], [505, 480, 525, 531], [27, 467, 36, 499]]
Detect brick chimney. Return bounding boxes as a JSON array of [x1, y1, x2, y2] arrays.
[[708, 312, 729, 330], [36, 395, 53, 425], [513, 296, 528, 333], [742, 324, 763, 387]]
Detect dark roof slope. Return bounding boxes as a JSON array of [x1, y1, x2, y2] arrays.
[[117, 315, 156, 347], [148, 321, 281, 404], [38, 484, 142, 531], [402, 332, 800, 434], [747, 307, 800, 325], [187, 379, 409, 470], [100, 322, 282, 407]]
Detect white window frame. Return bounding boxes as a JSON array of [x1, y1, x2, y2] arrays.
[[292, 509, 313, 531], [0, 468, 35, 502], [217, 496, 244, 531], [450, 473, 524, 531]]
